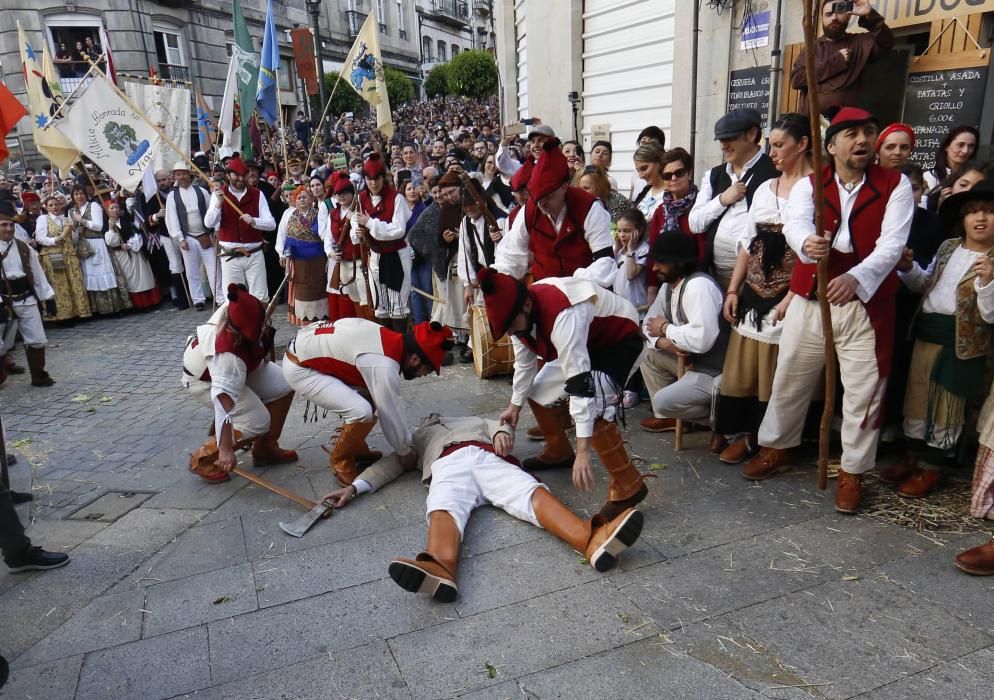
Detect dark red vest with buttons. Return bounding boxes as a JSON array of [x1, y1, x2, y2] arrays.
[[359, 187, 406, 254], [217, 186, 263, 245], [523, 187, 598, 281], [789, 164, 904, 383], [330, 208, 359, 259]]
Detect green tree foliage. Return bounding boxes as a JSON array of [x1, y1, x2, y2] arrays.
[[446, 50, 498, 98], [384, 66, 416, 106], [424, 63, 450, 97], [322, 72, 364, 117]]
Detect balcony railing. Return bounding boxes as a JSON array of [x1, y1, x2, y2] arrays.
[[53, 60, 104, 94], [346, 10, 367, 37], [159, 63, 190, 82], [473, 0, 491, 16], [431, 0, 469, 26]]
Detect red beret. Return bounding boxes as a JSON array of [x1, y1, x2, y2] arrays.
[[528, 139, 569, 201], [825, 107, 878, 144], [478, 267, 528, 340], [223, 283, 265, 344], [510, 159, 534, 192], [329, 170, 353, 194], [876, 123, 916, 151], [362, 153, 386, 179], [225, 157, 248, 176], [411, 321, 453, 374], [20, 191, 40, 204]]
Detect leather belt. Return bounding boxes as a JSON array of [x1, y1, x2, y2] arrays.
[[221, 247, 263, 260]]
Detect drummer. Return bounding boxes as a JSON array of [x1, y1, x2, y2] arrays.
[[457, 177, 507, 310]]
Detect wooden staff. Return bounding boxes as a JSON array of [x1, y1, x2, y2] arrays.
[[303, 71, 347, 174], [674, 355, 686, 451], [802, 0, 835, 491]]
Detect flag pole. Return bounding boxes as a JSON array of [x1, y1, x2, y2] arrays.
[[802, 0, 835, 492], [274, 62, 290, 175], [304, 70, 345, 172], [80, 59, 249, 218]]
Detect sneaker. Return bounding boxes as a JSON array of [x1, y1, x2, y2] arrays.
[[622, 390, 639, 409], [5, 546, 70, 573]]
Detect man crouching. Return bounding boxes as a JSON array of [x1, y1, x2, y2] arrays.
[[324, 414, 644, 602]]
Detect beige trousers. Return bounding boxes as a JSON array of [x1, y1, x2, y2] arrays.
[[758, 297, 884, 475]]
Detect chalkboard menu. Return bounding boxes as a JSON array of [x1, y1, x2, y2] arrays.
[[903, 66, 989, 171], [727, 66, 771, 130]]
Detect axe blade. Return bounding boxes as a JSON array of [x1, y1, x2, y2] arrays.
[[279, 500, 333, 538]]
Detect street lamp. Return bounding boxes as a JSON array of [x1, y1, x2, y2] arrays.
[[305, 0, 326, 111]]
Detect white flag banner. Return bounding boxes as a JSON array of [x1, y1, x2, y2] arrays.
[[123, 81, 191, 170], [54, 74, 161, 191], [217, 56, 242, 157]]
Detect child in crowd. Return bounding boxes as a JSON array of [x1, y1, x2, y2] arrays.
[[612, 208, 650, 408]]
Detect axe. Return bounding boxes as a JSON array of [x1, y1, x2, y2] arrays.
[[233, 467, 333, 538]]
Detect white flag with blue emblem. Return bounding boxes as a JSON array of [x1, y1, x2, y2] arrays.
[[53, 74, 161, 191]]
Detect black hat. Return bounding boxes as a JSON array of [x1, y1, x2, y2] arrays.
[[0, 198, 17, 221], [938, 178, 994, 230], [714, 108, 763, 140], [649, 232, 698, 264]]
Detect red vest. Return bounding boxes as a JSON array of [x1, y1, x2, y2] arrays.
[[330, 207, 359, 259], [217, 186, 263, 245], [523, 187, 598, 281], [520, 282, 641, 361], [292, 318, 405, 389], [359, 187, 406, 254], [789, 164, 904, 382]]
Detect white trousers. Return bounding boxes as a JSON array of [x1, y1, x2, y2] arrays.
[[221, 250, 269, 302], [426, 446, 546, 537], [641, 348, 718, 423], [282, 361, 372, 423], [528, 352, 643, 423], [370, 250, 412, 319], [179, 239, 219, 304], [159, 235, 185, 274], [183, 361, 290, 439], [0, 303, 47, 351], [758, 297, 884, 475]]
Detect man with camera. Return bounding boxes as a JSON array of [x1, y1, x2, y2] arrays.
[[496, 121, 556, 177], [790, 0, 894, 116]]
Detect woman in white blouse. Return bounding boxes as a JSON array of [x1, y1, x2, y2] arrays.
[[68, 186, 130, 315]]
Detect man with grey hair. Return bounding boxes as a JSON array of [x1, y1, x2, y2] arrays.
[[166, 162, 217, 311]]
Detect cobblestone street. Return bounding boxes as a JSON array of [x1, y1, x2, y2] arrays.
[[1, 306, 993, 699]]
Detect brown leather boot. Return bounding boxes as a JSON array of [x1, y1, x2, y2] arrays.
[[719, 435, 757, 464], [710, 433, 730, 454], [388, 511, 460, 602], [24, 346, 54, 387], [531, 487, 644, 572], [741, 447, 791, 481], [835, 471, 863, 514], [522, 400, 575, 471], [879, 452, 918, 485], [954, 539, 994, 576], [3, 353, 25, 375], [251, 393, 299, 467], [329, 419, 377, 486], [591, 418, 648, 520], [897, 469, 942, 499]]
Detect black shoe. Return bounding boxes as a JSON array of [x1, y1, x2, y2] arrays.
[[10, 491, 33, 504], [458, 347, 474, 364], [5, 546, 70, 573], [195, 302, 205, 311], [31, 373, 55, 387], [6, 453, 15, 466]]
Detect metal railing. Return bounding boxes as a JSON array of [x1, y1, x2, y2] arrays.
[[159, 63, 190, 82], [346, 10, 368, 37], [432, 0, 469, 24]]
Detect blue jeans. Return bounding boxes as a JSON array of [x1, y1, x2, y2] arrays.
[[410, 257, 433, 323]]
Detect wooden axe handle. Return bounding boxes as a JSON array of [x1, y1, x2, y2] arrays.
[[231, 467, 317, 510]]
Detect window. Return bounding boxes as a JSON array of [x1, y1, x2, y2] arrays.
[[154, 29, 188, 81], [376, 0, 386, 33], [422, 36, 433, 62], [397, 0, 407, 39], [46, 14, 106, 92], [451, 45, 459, 57], [437, 40, 447, 61], [279, 57, 292, 91]]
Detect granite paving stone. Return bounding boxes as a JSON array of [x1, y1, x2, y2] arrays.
[[0, 655, 83, 700], [141, 562, 258, 637]]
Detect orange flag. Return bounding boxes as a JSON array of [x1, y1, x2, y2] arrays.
[[0, 81, 28, 164]]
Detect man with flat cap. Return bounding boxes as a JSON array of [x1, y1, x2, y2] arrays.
[[689, 108, 779, 290], [204, 157, 277, 302], [742, 107, 914, 514]]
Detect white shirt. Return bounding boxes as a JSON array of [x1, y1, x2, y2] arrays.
[[203, 186, 277, 250], [34, 214, 68, 247], [495, 143, 521, 178], [0, 239, 55, 305], [495, 198, 615, 288], [689, 149, 766, 279], [457, 214, 506, 286], [901, 245, 994, 321], [349, 192, 410, 245], [642, 275, 722, 354], [165, 185, 210, 241], [785, 173, 914, 303]]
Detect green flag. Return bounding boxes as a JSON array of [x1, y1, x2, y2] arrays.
[[232, 0, 259, 159]]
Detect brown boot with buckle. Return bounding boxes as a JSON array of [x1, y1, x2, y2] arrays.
[[329, 418, 378, 486], [954, 539, 994, 576], [251, 393, 299, 467], [531, 487, 644, 572], [897, 469, 942, 499], [741, 447, 790, 481], [522, 400, 575, 471], [835, 471, 863, 514], [879, 452, 918, 485], [389, 510, 461, 602], [591, 418, 648, 520]]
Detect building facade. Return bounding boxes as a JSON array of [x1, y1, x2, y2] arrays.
[[1, 0, 422, 169], [416, 0, 495, 94]]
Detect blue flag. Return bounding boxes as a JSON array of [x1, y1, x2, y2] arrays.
[[256, 0, 279, 125]]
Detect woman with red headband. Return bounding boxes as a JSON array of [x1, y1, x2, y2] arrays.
[[876, 123, 915, 170]]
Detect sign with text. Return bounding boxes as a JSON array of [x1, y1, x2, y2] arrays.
[[741, 11, 771, 50], [903, 65, 989, 170], [727, 66, 771, 129], [871, 0, 994, 29], [290, 28, 320, 97], [591, 123, 611, 143]]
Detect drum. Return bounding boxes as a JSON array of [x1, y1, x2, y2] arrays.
[[470, 304, 514, 379]]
